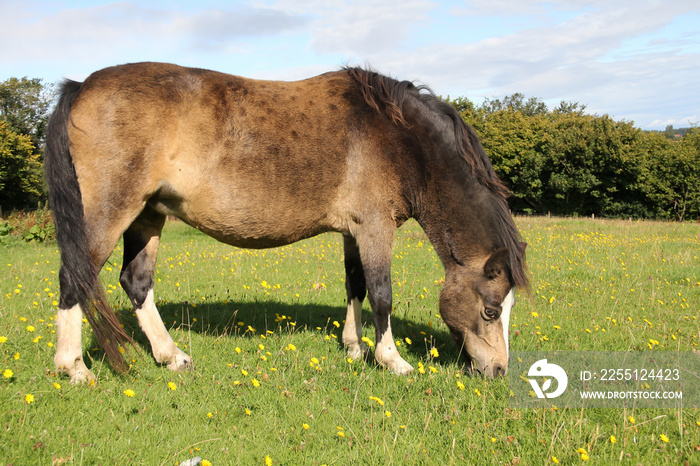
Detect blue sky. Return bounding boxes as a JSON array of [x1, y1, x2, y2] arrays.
[[1, 0, 698, 129]]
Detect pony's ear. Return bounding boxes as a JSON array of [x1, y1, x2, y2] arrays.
[[520, 242, 528, 252], [484, 247, 510, 280]]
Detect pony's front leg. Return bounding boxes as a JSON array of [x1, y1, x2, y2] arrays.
[[358, 232, 413, 375], [342, 235, 369, 359], [54, 304, 95, 384]]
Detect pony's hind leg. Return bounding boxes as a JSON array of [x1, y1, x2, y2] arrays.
[[54, 303, 95, 384], [342, 235, 369, 359], [120, 207, 192, 371]]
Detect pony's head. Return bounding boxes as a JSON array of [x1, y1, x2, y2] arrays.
[[439, 245, 522, 377]]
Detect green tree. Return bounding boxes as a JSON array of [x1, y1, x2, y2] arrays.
[[641, 129, 700, 220], [0, 121, 43, 212], [0, 77, 53, 149]]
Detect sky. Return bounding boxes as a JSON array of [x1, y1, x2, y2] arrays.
[[1, 0, 698, 130]]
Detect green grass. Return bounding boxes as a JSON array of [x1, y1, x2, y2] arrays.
[[1, 217, 699, 465]]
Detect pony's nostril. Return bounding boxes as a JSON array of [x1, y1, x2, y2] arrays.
[[493, 364, 506, 377]]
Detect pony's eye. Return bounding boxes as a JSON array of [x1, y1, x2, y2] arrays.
[[483, 305, 501, 321]]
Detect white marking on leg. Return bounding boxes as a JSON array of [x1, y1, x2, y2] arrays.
[[500, 288, 515, 358], [136, 288, 191, 371], [54, 304, 95, 384], [342, 298, 367, 359], [375, 321, 413, 374]]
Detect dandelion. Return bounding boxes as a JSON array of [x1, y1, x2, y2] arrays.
[[385, 410, 392, 418], [252, 378, 260, 387], [369, 396, 384, 406], [429, 366, 438, 373], [3, 369, 13, 379], [552, 457, 560, 464], [302, 423, 310, 430], [235, 347, 242, 354], [361, 336, 374, 347], [201, 460, 211, 466], [456, 381, 465, 390], [333, 321, 340, 328], [245, 408, 252, 416], [346, 357, 354, 364], [241, 369, 249, 376], [310, 357, 320, 365], [430, 347, 439, 358], [53, 382, 61, 390], [168, 382, 177, 391], [659, 434, 669, 443], [474, 388, 481, 397], [264, 455, 273, 466], [286, 344, 297, 351], [207, 412, 214, 418], [417, 362, 426, 374], [531, 312, 539, 317], [610, 435, 616, 443], [258, 344, 265, 350], [405, 337, 412, 345], [25, 394, 34, 404], [123, 389, 135, 397], [0, 336, 7, 343], [581, 453, 589, 461], [26, 325, 35, 332], [628, 416, 636, 424]]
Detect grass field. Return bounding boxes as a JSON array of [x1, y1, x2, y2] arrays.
[[1, 216, 698, 465]]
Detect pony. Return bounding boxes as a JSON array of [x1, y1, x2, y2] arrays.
[[44, 62, 528, 384]]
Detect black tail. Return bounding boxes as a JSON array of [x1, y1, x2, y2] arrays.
[[44, 80, 133, 373]]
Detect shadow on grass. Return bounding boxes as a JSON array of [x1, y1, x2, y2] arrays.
[[85, 298, 469, 373]]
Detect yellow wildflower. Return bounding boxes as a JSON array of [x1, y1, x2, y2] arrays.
[[25, 394, 34, 404], [430, 347, 439, 358], [168, 382, 177, 391], [3, 369, 13, 378], [123, 389, 135, 397], [369, 396, 384, 406], [659, 434, 669, 443]]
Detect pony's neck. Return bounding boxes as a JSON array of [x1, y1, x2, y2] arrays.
[[416, 165, 503, 271]]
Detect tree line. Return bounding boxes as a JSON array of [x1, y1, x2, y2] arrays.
[[1, 78, 698, 221], [449, 94, 699, 221]]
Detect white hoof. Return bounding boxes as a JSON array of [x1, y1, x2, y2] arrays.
[[164, 348, 192, 371], [346, 342, 370, 360], [56, 357, 96, 385], [382, 356, 414, 375]]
